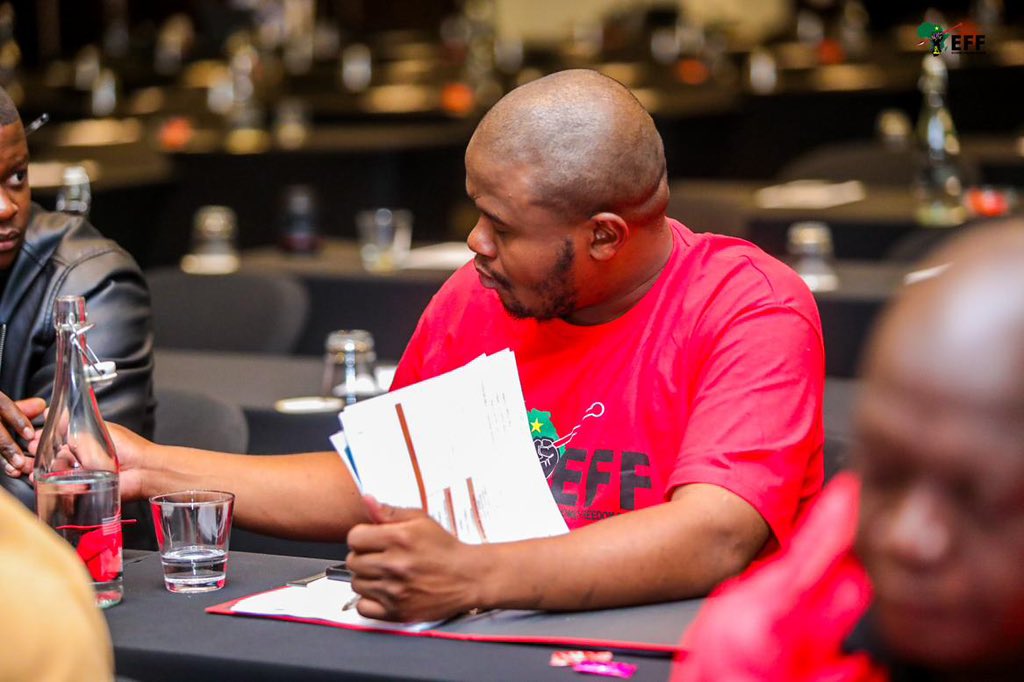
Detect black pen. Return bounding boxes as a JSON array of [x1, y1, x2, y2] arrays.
[[24, 113, 49, 136]]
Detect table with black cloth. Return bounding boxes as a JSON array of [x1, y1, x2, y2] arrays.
[[107, 551, 684, 682], [669, 179, 951, 260], [153, 349, 342, 456], [240, 240, 452, 360]]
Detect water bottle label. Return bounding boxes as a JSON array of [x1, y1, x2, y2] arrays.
[[72, 514, 123, 582]]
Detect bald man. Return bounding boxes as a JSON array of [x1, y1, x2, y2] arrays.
[[675, 220, 1024, 680], [9, 70, 824, 621]]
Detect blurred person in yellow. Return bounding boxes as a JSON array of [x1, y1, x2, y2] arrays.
[[0, 488, 113, 682]]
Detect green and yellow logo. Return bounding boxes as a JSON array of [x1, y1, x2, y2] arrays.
[[917, 21, 985, 55], [528, 408, 563, 479]]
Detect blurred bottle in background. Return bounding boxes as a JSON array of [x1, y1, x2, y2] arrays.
[[278, 184, 322, 254], [56, 165, 92, 218], [875, 108, 912, 151], [0, 3, 23, 105], [154, 14, 195, 77], [273, 97, 310, 149], [339, 42, 372, 92], [914, 56, 966, 227]]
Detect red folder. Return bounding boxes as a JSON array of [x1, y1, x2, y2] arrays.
[[208, 584, 703, 655]]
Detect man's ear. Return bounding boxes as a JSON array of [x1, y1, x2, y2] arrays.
[[588, 212, 629, 261]]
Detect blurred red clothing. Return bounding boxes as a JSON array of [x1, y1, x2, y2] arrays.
[[672, 473, 888, 681]]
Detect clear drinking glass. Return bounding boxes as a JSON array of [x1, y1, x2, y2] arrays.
[[356, 208, 412, 273], [322, 329, 382, 405], [180, 205, 241, 274], [150, 490, 234, 593], [787, 221, 839, 292]]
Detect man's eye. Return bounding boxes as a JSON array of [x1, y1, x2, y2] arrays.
[[8, 170, 26, 187]]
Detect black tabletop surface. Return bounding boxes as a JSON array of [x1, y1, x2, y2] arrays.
[[106, 551, 680, 682]]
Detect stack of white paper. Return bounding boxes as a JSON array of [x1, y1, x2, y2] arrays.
[[231, 577, 441, 632], [332, 350, 568, 543]]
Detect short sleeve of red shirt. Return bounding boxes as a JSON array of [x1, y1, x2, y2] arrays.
[[668, 295, 825, 548]]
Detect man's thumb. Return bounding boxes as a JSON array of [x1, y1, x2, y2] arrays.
[[363, 494, 422, 524]]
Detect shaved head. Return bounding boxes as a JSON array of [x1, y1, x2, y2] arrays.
[[865, 221, 1024, 412], [467, 70, 667, 223]]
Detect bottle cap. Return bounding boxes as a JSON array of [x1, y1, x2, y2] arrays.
[[325, 329, 375, 355], [62, 165, 90, 186]]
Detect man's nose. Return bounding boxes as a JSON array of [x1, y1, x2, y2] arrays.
[[880, 483, 953, 568], [0, 189, 17, 221], [467, 220, 496, 259]]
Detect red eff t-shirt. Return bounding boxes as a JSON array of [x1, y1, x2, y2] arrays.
[[392, 220, 824, 551]]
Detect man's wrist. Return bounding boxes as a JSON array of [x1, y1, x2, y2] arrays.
[[465, 542, 502, 612]]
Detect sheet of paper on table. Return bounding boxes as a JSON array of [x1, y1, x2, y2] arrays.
[[334, 349, 569, 544], [755, 179, 866, 209], [230, 577, 442, 632]]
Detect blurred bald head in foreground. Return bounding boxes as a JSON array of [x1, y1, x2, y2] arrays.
[[856, 219, 1024, 673], [676, 219, 1024, 680]]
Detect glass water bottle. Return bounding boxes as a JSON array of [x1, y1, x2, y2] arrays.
[[914, 56, 966, 227], [35, 295, 123, 608]]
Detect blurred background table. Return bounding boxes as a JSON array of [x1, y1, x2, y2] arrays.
[[154, 348, 357, 455], [670, 179, 933, 260], [239, 240, 453, 359]]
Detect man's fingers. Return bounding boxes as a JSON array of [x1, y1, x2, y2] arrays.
[[350, 579, 402, 621], [363, 494, 425, 524], [0, 393, 37, 440], [0, 424, 27, 473], [347, 521, 412, 554], [354, 596, 392, 621], [14, 397, 46, 423], [345, 550, 398, 581]]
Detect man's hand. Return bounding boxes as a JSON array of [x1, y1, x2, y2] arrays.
[[100, 422, 151, 501], [0, 395, 45, 477], [346, 495, 484, 622]]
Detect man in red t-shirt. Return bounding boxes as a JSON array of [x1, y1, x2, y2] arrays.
[[24, 70, 823, 622], [675, 221, 1024, 680], [392, 218, 823, 555]]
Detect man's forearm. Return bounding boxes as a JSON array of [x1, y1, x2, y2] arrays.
[[141, 448, 366, 541], [472, 484, 769, 612]]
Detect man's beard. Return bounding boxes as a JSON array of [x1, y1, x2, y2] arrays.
[[497, 239, 577, 321]]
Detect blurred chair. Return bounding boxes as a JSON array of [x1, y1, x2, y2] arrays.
[[146, 268, 310, 354], [152, 384, 344, 559], [777, 141, 981, 187], [153, 386, 249, 454], [823, 378, 858, 482]]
